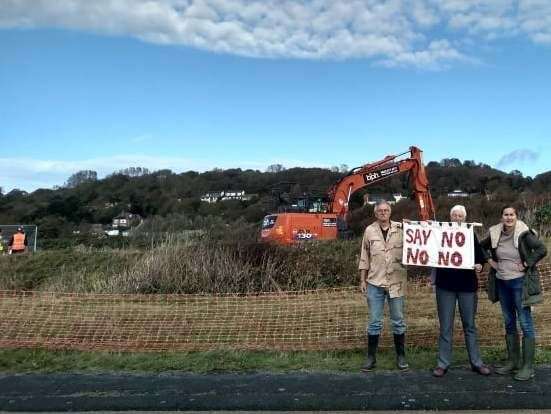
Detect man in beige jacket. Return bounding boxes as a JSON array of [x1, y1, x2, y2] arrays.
[[359, 200, 408, 372]]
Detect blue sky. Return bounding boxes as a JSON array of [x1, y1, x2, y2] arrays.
[[1, 1, 550, 192]]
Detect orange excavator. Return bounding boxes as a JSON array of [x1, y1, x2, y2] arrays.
[[261, 146, 435, 244]]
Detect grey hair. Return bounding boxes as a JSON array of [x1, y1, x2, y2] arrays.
[[450, 204, 467, 218], [374, 200, 391, 211]]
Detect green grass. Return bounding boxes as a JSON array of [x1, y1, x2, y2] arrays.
[[1, 346, 551, 374], [0, 248, 141, 291], [1, 238, 548, 294]]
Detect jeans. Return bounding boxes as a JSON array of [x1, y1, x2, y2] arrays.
[[435, 287, 483, 369], [496, 276, 535, 338], [366, 283, 406, 336]]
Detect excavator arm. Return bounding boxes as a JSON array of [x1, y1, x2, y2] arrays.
[[327, 146, 435, 220]]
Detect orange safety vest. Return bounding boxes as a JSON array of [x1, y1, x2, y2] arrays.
[[12, 233, 26, 251]]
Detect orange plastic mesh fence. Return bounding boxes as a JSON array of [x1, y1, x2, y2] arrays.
[[1, 263, 550, 352]]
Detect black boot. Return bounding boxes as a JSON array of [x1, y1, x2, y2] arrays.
[[514, 337, 536, 381], [394, 333, 409, 371], [361, 334, 379, 372], [495, 334, 520, 375]]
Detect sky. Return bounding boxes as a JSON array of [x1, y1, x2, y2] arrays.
[[1, 0, 550, 193]]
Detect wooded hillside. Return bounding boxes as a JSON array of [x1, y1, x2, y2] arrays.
[[1, 160, 550, 242]]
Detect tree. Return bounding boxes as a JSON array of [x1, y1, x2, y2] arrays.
[[37, 215, 70, 239], [6, 189, 27, 199], [289, 183, 303, 199], [118, 167, 150, 177], [266, 164, 285, 173], [2, 159, 551, 237], [534, 204, 551, 237], [440, 158, 462, 167], [65, 170, 97, 188]]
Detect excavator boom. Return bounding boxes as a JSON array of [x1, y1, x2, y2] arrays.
[[328, 146, 434, 220]]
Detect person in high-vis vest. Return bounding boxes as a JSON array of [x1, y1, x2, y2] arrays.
[[9, 227, 27, 254]]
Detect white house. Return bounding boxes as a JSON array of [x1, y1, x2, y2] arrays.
[[201, 190, 249, 203], [200, 191, 223, 203], [364, 193, 405, 206], [111, 212, 143, 230], [220, 190, 246, 201], [448, 189, 469, 198]]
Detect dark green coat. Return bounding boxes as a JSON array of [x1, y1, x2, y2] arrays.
[[481, 229, 547, 307]]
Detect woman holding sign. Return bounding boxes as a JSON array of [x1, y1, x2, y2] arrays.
[[432, 205, 491, 377], [482, 205, 547, 381]]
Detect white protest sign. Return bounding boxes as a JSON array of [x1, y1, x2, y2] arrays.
[[402, 221, 475, 269]]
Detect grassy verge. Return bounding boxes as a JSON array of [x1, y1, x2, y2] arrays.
[[0, 248, 141, 292], [2, 347, 551, 374], [1, 238, 548, 294]]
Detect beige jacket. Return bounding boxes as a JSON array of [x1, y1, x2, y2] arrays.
[[488, 220, 530, 249], [359, 220, 406, 298]]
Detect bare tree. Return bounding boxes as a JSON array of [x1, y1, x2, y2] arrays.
[[266, 164, 285, 173]]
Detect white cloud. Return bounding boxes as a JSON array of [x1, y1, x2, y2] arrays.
[[439, 0, 516, 31], [378, 39, 470, 70], [0, 0, 550, 68], [518, 0, 551, 44]]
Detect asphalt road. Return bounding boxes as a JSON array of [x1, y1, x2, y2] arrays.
[[1, 366, 551, 411]]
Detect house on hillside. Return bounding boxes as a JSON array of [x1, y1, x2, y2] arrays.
[[111, 212, 143, 230], [447, 189, 469, 198], [200, 191, 223, 203], [201, 190, 252, 203], [363, 193, 405, 206], [220, 190, 246, 201], [107, 212, 142, 237], [392, 193, 406, 203]]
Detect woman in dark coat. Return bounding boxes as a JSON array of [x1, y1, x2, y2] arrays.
[[481, 205, 547, 381], [432, 205, 490, 377]]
